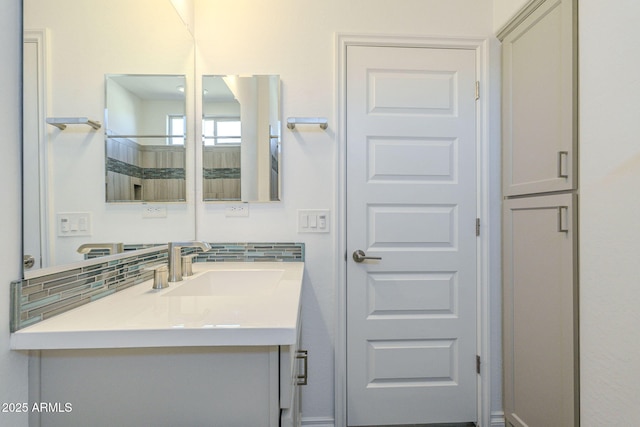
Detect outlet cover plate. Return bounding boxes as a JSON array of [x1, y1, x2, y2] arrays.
[[142, 205, 167, 218], [225, 204, 249, 217]]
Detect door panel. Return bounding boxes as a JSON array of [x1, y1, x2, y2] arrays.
[[368, 70, 458, 114], [366, 272, 457, 317], [502, 193, 578, 427], [367, 137, 457, 182], [346, 45, 477, 426], [501, 0, 577, 196]]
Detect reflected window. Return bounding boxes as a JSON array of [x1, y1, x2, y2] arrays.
[[168, 115, 185, 145], [203, 116, 241, 146]]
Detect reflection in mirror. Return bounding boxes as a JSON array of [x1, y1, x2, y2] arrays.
[[23, 0, 196, 273], [202, 75, 281, 202], [105, 74, 187, 203]]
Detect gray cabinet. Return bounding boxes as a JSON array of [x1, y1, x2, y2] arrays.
[[499, 0, 579, 426], [502, 194, 578, 427], [500, 0, 577, 197]]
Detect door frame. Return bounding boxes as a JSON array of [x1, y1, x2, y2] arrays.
[[23, 29, 52, 270], [334, 33, 498, 427]]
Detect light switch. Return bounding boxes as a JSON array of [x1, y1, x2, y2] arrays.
[[78, 216, 88, 231], [57, 212, 92, 237], [297, 209, 330, 233], [318, 214, 327, 229]]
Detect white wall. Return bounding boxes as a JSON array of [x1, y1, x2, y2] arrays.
[[106, 80, 143, 136], [579, 1, 640, 425], [0, 0, 29, 426], [493, 0, 530, 32]]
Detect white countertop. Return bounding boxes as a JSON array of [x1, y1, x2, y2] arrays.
[[10, 262, 304, 350]]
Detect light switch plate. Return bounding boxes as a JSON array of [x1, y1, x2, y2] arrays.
[[57, 212, 92, 237], [298, 209, 330, 233]]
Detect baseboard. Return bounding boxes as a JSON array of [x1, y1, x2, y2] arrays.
[[491, 410, 506, 427], [302, 416, 335, 427], [301, 415, 502, 427]]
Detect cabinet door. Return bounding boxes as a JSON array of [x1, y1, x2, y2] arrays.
[[500, 0, 577, 196], [280, 313, 303, 426], [502, 193, 578, 427]]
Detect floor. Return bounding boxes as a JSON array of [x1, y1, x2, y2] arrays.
[[357, 423, 476, 427]]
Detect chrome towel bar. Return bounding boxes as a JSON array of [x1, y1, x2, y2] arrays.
[[286, 117, 328, 130], [46, 117, 101, 130]]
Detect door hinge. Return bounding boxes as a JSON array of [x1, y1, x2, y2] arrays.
[[475, 81, 480, 100], [476, 355, 481, 375], [476, 218, 480, 236]]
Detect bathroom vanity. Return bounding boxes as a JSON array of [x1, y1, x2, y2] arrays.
[[11, 262, 305, 427]]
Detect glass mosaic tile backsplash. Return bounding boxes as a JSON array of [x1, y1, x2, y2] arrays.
[[11, 242, 304, 332]]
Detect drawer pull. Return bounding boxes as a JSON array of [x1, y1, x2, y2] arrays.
[[557, 206, 569, 233], [558, 151, 569, 179], [296, 350, 308, 386]]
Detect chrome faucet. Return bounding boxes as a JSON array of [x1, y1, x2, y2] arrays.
[[167, 241, 212, 282], [77, 243, 124, 255]]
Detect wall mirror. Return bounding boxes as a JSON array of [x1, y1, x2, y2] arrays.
[[105, 74, 187, 203], [202, 75, 281, 202], [23, 0, 196, 273]]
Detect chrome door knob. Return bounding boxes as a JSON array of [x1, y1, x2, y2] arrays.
[[352, 250, 382, 263], [23, 255, 35, 269]]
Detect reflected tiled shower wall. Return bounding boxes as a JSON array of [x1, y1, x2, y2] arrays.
[[11, 242, 304, 332], [202, 146, 241, 200], [106, 137, 186, 202]]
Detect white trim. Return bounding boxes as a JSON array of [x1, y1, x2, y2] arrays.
[[334, 33, 496, 427], [23, 28, 51, 270], [491, 410, 506, 427], [302, 416, 335, 427]]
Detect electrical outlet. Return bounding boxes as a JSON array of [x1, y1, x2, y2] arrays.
[[225, 204, 249, 217], [142, 205, 167, 218]]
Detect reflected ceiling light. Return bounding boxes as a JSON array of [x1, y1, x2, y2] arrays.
[[176, 85, 185, 93]]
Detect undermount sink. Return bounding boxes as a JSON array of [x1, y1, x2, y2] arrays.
[[163, 269, 285, 297]]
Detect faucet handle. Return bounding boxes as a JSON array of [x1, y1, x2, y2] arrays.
[[145, 264, 169, 290], [181, 254, 197, 277]]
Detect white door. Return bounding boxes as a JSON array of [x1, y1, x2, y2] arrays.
[[346, 45, 478, 425]]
